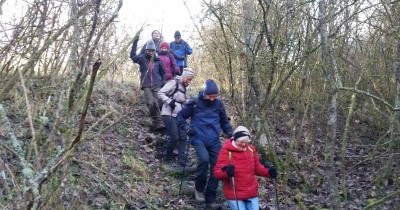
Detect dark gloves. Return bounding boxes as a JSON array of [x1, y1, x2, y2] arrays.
[[169, 99, 176, 111], [222, 164, 235, 178], [265, 163, 277, 179], [262, 161, 277, 178], [132, 28, 143, 43]]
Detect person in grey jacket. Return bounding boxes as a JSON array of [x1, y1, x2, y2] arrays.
[[158, 68, 195, 168]]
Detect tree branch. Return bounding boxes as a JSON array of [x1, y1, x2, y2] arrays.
[[338, 87, 399, 111]]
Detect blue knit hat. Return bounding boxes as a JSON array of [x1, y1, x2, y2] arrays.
[[203, 79, 219, 95]]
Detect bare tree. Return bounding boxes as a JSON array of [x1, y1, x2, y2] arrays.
[[0, 0, 122, 209], [318, 0, 340, 208]]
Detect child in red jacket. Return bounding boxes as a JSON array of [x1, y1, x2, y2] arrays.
[[214, 126, 277, 210]]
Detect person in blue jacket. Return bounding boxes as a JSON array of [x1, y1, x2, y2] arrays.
[[130, 34, 166, 130], [177, 79, 233, 209], [170, 31, 193, 75]]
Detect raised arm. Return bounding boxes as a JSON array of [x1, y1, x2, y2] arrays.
[[130, 29, 143, 63]]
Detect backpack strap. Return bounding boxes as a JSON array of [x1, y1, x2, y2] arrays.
[[248, 146, 254, 154], [228, 146, 254, 162], [167, 79, 185, 98]]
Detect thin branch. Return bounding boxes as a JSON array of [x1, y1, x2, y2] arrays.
[[365, 189, 400, 209], [17, 66, 38, 158], [338, 87, 398, 111], [85, 109, 117, 134], [2, 158, 21, 191]]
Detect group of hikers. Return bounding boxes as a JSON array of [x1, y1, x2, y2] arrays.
[[130, 29, 278, 210]]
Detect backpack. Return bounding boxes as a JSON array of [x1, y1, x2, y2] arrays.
[[166, 79, 185, 98]]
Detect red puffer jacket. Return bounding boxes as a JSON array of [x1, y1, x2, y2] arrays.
[[214, 139, 271, 200]]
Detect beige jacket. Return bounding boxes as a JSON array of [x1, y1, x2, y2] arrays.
[[158, 79, 189, 117]]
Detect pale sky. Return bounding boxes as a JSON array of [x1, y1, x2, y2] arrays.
[[118, 0, 202, 43], [1, 0, 202, 44]]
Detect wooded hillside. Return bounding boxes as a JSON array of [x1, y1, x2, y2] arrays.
[[0, 0, 399, 209]]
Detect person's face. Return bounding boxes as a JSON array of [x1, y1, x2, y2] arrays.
[[146, 49, 155, 57], [175, 35, 181, 42], [160, 46, 168, 52], [235, 139, 250, 150], [152, 31, 161, 42], [204, 94, 218, 101], [182, 77, 193, 87]]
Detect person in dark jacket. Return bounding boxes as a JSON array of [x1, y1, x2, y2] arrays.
[[130, 35, 166, 130], [214, 126, 277, 210], [177, 79, 233, 209], [158, 42, 180, 80], [170, 30, 192, 75]]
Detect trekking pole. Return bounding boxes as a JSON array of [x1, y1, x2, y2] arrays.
[[271, 177, 280, 210], [264, 161, 280, 210], [231, 176, 240, 210], [178, 136, 191, 196]]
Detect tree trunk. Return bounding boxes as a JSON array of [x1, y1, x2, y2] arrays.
[[319, 0, 340, 208]]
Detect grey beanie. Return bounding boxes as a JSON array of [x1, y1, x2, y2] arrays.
[[145, 40, 156, 50], [233, 126, 251, 142], [181, 67, 195, 79]]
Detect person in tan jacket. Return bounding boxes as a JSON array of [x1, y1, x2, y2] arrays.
[[158, 68, 195, 169]]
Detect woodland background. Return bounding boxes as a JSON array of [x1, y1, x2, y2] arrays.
[[0, 0, 399, 209]]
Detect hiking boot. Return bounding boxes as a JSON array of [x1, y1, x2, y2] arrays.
[[194, 189, 205, 202], [205, 202, 222, 209]]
